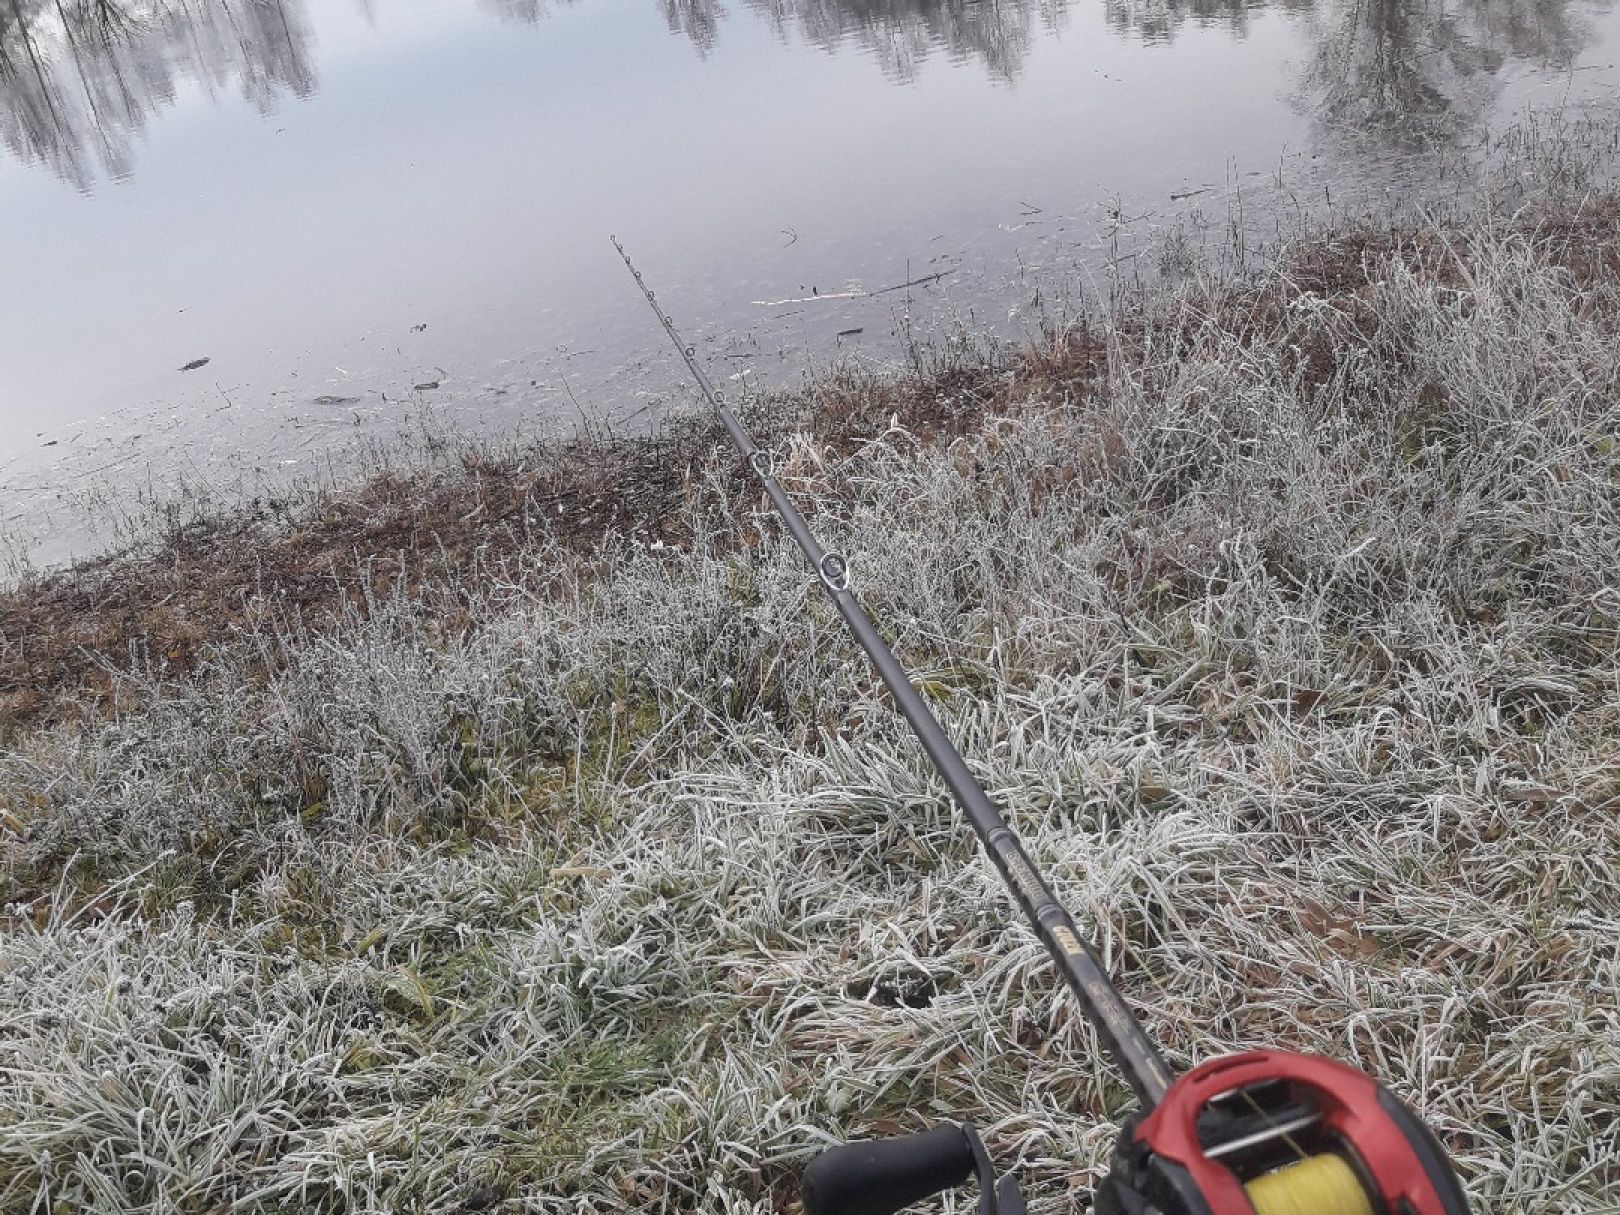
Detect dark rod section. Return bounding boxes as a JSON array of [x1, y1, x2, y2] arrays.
[[612, 238, 1175, 1108]]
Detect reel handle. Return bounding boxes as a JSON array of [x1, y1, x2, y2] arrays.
[[802, 1122, 1023, 1215], [800, 1124, 974, 1215]]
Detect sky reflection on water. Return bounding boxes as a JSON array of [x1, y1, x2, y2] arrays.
[[1, 0, 1617, 566]]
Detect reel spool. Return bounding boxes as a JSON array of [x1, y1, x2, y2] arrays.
[[1243, 1153, 1370, 1215], [1099, 1051, 1472, 1215]]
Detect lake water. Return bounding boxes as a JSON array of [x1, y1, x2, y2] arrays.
[[3, 0, 1618, 567]]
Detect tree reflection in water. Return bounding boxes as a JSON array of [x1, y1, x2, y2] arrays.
[[0, 0, 313, 188], [744, 0, 1070, 79], [1106, 0, 1608, 143], [479, 0, 572, 23], [489, 0, 1065, 78], [662, 0, 723, 54], [1303, 0, 1596, 141], [3, 0, 1612, 187], [633, 0, 1608, 110]]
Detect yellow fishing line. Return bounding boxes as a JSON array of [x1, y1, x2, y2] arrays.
[[1243, 1153, 1374, 1215]]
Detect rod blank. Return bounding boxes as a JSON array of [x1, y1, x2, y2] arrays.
[[613, 239, 1174, 1109]]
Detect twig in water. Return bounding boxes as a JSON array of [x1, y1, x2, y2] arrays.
[[753, 269, 957, 307]]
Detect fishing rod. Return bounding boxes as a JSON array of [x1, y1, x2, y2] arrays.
[[612, 240, 1472, 1215]]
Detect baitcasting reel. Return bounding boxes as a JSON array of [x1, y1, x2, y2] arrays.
[[801, 1050, 1471, 1215], [1095, 1051, 1471, 1215]]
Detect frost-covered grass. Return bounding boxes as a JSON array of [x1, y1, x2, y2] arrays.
[[3, 214, 1619, 1212]]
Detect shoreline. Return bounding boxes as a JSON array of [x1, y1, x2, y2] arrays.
[[5, 191, 1617, 737], [0, 315, 1022, 734]]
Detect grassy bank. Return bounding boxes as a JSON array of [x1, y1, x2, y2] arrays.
[[2, 196, 1619, 1212]]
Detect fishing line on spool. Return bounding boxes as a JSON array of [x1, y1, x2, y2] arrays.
[[1244, 1153, 1373, 1215]]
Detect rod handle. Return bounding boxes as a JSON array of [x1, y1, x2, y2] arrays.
[[800, 1124, 975, 1215]]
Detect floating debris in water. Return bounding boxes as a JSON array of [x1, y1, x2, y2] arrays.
[[414, 380, 441, 391], [179, 357, 210, 371]]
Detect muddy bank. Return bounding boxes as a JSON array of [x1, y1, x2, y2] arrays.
[[0, 359, 1018, 734]]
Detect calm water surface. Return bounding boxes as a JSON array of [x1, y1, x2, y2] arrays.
[[2, 0, 1618, 564]]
